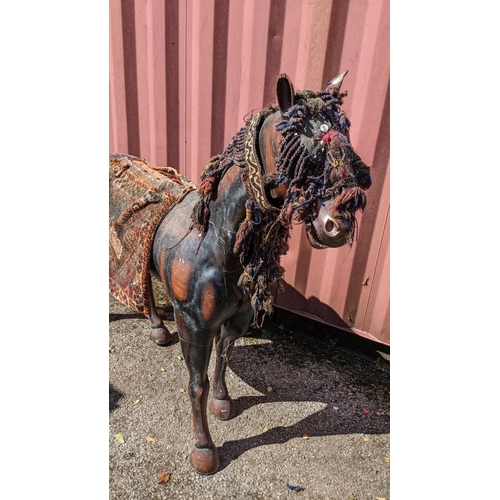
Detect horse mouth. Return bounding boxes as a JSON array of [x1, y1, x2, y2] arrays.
[[305, 221, 329, 249]]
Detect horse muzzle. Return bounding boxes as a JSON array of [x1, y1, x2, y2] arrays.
[[306, 198, 353, 249]]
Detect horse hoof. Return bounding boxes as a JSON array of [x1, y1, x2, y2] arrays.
[[190, 445, 220, 475], [149, 327, 172, 346], [209, 397, 236, 420]]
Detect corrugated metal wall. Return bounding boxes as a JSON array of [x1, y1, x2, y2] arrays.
[[109, 0, 390, 345]]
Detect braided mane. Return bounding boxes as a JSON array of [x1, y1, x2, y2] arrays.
[[192, 87, 371, 326]]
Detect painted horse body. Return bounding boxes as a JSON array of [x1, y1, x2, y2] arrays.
[[110, 73, 371, 474]]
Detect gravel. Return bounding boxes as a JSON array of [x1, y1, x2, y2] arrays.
[[109, 294, 390, 499]]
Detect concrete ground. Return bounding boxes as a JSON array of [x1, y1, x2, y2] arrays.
[[109, 290, 390, 500]]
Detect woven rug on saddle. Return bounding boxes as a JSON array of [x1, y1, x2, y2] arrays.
[[109, 154, 197, 316]]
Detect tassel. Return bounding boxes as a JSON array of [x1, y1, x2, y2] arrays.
[[234, 199, 256, 256], [355, 167, 372, 191], [245, 199, 254, 222], [191, 196, 209, 233], [331, 187, 367, 214], [199, 176, 216, 196], [249, 275, 275, 328], [351, 154, 372, 190], [191, 198, 203, 226], [237, 265, 255, 291]]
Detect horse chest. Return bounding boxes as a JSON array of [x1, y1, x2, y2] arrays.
[[160, 239, 245, 323]]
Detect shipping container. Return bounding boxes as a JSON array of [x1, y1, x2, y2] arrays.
[[109, 0, 390, 345]]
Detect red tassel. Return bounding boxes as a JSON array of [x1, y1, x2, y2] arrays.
[[199, 176, 215, 196]]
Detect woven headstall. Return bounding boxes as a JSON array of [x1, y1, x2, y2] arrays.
[[242, 112, 280, 218]]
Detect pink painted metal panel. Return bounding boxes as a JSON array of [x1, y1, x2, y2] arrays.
[[145, 0, 167, 167], [109, 0, 390, 345], [109, 0, 128, 154], [185, 1, 215, 181]]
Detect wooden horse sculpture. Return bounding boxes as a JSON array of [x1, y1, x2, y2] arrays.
[[109, 72, 372, 474]]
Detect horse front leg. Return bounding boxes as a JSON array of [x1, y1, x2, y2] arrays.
[[176, 312, 220, 475], [146, 272, 173, 345], [209, 307, 253, 420]]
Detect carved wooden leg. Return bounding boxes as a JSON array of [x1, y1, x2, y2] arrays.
[[146, 273, 173, 345], [209, 309, 253, 420], [177, 315, 220, 475], [209, 333, 237, 420]]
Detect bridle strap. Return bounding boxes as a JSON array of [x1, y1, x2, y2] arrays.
[[243, 112, 280, 217]]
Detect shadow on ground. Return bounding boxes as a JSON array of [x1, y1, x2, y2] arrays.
[[214, 326, 390, 471]]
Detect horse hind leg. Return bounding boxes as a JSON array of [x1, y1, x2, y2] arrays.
[[146, 273, 173, 345], [209, 309, 253, 420]]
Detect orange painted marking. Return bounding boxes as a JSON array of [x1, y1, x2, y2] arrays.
[[170, 256, 193, 302], [157, 250, 168, 285], [201, 282, 217, 322]]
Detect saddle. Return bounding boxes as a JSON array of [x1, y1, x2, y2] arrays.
[[109, 155, 196, 316]]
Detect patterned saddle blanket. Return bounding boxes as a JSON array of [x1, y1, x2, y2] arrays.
[[109, 154, 196, 316]]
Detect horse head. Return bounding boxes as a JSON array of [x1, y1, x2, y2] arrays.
[[258, 72, 372, 249]]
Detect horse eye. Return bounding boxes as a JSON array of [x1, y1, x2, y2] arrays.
[[320, 124, 329, 132]]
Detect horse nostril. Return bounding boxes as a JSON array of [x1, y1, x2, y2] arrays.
[[323, 215, 342, 237], [324, 217, 336, 235]]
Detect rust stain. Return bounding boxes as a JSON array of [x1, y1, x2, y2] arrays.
[[170, 256, 192, 302], [200, 282, 217, 322]]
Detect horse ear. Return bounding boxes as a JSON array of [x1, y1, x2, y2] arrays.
[[276, 73, 295, 115], [324, 70, 348, 94]]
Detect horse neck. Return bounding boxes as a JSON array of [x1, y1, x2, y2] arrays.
[[206, 164, 248, 240], [203, 111, 286, 255], [207, 110, 279, 234]]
